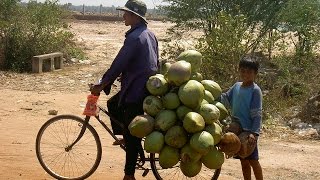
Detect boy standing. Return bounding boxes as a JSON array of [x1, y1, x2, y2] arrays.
[[221, 57, 263, 180]]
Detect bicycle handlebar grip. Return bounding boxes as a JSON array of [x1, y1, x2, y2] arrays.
[[83, 94, 100, 116]]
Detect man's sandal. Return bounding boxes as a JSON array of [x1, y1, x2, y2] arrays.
[[112, 138, 125, 145]]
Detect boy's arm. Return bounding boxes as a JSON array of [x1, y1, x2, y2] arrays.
[[250, 87, 263, 135], [220, 83, 236, 109]]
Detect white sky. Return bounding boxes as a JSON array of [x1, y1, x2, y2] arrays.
[[21, 0, 164, 9]]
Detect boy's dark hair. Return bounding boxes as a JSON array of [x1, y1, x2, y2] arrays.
[[239, 56, 260, 72]]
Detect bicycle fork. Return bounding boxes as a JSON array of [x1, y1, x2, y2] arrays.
[[66, 114, 151, 177], [65, 116, 91, 152]]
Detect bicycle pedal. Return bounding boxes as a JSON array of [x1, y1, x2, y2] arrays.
[[142, 169, 149, 177]]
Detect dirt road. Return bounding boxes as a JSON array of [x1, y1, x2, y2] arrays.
[[0, 20, 320, 180]]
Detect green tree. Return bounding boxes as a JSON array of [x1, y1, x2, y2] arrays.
[[0, 0, 20, 44], [278, 0, 320, 64], [161, 0, 285, 82], [0, 0, 20, 23], [196, 12, 250, 83], [1, 0, 82, 72], [161, 0, 285, 35]]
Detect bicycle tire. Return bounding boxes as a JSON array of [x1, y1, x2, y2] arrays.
[[150, 153, 221, 180], [35, 115, 102, 180]]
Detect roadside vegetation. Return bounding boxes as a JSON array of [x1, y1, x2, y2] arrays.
[[160, 0, 320, 136], [0, 0, 319, 137], [0, 0, 84, 72]]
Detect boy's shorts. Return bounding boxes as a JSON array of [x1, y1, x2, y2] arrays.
[[235, 145, 259, 160]]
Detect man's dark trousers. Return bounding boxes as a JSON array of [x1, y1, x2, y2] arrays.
[[122, 102, 144, 175], [107, 94, 144, 175]]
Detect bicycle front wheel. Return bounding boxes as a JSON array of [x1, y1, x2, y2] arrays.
[[150, 153, 221, 180], [35, 115, 102, 180]]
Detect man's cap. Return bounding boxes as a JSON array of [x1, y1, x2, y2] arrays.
[[116, 0, 148, 24]]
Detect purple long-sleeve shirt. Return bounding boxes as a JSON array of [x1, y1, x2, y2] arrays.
[[101, 22, 159, 105]]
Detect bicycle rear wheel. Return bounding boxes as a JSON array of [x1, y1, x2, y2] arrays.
[[150, 153, 221, 180], [35, 115, 102, 180]]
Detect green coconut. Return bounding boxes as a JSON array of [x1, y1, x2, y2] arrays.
[[159, 145, 180, 168], [190, 131, 214, 154], [198, 104, 220, 125], [204, 123, 223, 145], [178, 80, 205, 109], [183, 112, 205, 133], [165, 126, 188, 148], [143, 95, 163, 117], [180, 160, 202, 177], [177, 50, 202, 73], [128, 115, 155, 138], [190, 72, 203, 81], [201, 99, 209, 105], [201, 80, 222, 99], [194, 99, 209, 112], [180, 143, 202, 163], [204, 90, 215, 104], [155, 73, 165, 78], [155, 110, 177, 132], [144, 131, 165, 153], [162, 92, 180, 110], [146, 74, 169, 96], [160, 62, 171, 75], [167, 60, 191, 86], [176, 105, 193, 121], [212, 101, 229, 120], [201, 146, 225, 169]]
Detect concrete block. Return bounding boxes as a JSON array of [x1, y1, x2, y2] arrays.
[[32, 52, 63, 73]]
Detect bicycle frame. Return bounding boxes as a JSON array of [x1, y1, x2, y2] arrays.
[[36, 104, 222, 180], [66, 104, 152, 176]]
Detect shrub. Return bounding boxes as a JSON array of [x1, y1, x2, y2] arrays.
[[1, 0, 83, 72], [196, 12, 252, 85]]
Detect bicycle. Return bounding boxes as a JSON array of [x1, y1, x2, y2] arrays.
[[35, 94, 221, 180]]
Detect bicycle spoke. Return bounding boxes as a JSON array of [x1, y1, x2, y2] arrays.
[[72, 149, 97, 167], [36, 115, 101, 180], [46, 124, 68, 147], [68, 150, 84, 176]]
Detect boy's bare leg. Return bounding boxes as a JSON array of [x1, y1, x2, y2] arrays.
[[240, 159, 252, 180], [249, 160, 263, 180]]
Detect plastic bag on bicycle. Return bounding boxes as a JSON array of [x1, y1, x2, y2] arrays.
[[83, 94, 100, 116]]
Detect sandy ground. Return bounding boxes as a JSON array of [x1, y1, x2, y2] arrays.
[[0, 20, 320, 180]]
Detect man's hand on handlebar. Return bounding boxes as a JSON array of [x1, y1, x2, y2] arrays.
[[89, 83, 102, 96]]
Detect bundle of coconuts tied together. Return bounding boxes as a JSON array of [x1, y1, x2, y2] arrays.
[[220, 120, 257, 159], [128, 50, 249, 177]]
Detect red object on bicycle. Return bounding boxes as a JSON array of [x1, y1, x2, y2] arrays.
[[83, 94, 99, 116]]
